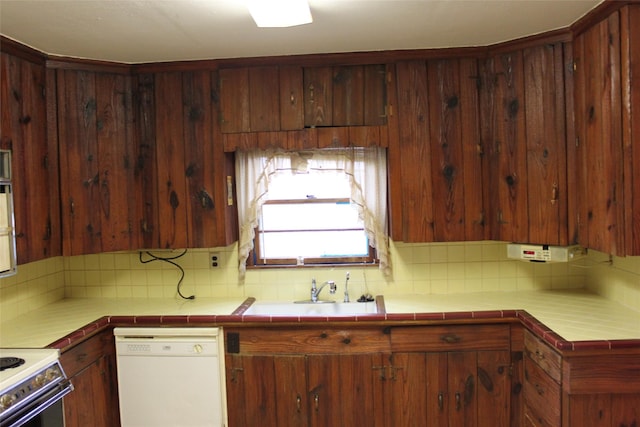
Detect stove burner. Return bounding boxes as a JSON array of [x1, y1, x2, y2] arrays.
[[0, 356, 25, 371]]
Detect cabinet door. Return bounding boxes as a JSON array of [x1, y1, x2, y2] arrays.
[[389, 58, 484, 243], [388, 350, 510, 427], [219, 65, 304, 134], [57, 69, 137, 255], [64, 355, 119, 427], [61, 329, 120, 427], [225, 354, 280, 426], [304, 64, 387, 128], [573, 6, 640, 256], [485, 43, 570, 246], [307, 353, 384, 427], [1, 53, 60, 263]]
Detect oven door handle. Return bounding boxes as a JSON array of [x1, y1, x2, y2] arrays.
[[1, 379, 73, 427]]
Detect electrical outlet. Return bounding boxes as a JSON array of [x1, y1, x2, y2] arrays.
[[209, 252, 221, 268]]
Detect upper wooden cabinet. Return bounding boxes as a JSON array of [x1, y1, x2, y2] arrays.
[[0, 52, 61, 263], [219, 64, 387, 134], [136, 71, 237, 250], [482, 42, 572, 247], [388, 58, 485, 243], [573, 4, 640, 256], [54, 69, 139, 256]]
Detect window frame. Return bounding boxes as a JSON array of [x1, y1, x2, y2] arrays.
[[247, 196, 377, 268]]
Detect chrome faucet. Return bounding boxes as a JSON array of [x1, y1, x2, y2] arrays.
[[343, 272, 350, 303], [310, 278, 337, 302]]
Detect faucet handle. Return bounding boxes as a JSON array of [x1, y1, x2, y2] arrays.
[[328, 280, 337, 294]]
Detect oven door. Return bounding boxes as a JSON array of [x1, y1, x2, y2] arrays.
[[0, 379, 72, 427]]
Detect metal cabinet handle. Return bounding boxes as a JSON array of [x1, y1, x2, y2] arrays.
[[440, 334, 461, 344], [551, 183, 559, 204], [455, 392, 461, 411], [314, 394, 319, 411], [438, 392, 444, 411], [296, 394, 302, 412]]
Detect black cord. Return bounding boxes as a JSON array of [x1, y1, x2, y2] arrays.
[[139, 249, 194, 300]]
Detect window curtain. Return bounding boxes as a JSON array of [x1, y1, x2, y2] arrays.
[[235, 147, 391, 281]]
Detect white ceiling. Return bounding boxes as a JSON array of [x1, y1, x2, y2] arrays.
[[0, 0, 602, 64]]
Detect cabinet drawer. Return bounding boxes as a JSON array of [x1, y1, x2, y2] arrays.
[[60, 329, 113, 377], [523, 357, 561, 427], [389, 324, 510, 352], [524, 330, 561, 383], [225, 327, 390, 354]]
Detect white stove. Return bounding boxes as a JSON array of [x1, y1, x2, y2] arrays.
[[0, 348, 72, 427]]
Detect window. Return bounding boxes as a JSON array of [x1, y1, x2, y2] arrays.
[[235, 148, 390, 280], [252, 169, 374, 266]]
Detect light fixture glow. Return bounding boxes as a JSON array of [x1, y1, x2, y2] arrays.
[[247, 0, 313, 28]]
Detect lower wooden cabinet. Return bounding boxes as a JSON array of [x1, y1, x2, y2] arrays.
[[224, 328, 388, 427], [60, 328, 120, 427], [224, 324, 514, 427], [523, 331, 562, 427], [388, 325, 512, 427]]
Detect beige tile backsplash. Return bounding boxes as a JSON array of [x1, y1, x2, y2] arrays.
[[1, 241, 639, 323]]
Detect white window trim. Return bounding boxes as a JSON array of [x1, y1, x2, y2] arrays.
[[235, 147, 391, 282]]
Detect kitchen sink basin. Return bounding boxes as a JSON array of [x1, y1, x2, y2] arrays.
[[242, 300, 379, 316]]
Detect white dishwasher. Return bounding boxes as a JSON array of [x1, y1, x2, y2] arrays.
[[114, 327, 227, 427]]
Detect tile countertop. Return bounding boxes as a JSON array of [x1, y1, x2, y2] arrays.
[[0, 297, 245, 348], [0, 290, 639, 350]]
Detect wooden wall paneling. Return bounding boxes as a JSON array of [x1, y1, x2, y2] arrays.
[[95, 73, 135, 253], [317, 126, 347, 148], [621, 4, 640, 255], [249, 66, 280, 132], [332, 65, 364, 126], [522, 43, 566, 245], [257, 131, 287, 150], [134, 73, 159, 249], [219, 68, 249, 133], [286, 128, 317, 151], [459, 58, 485, 241], [348, 126, 381, 148], [394, 60, 434, 242], [364, 64, 387, 126], [279, 65, 304, 130], [491, 51, 529, 243], [304, 66, 333, 127], [45, 68, 62, 258], [182, 70, 219, 248], [57, 70, 102, 255], [154, 72, 188, 249], [427, 58, 467, 242], [223, 132, 257, 152]]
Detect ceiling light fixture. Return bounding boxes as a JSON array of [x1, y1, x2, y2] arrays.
[[247, 0, 313, 28]]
